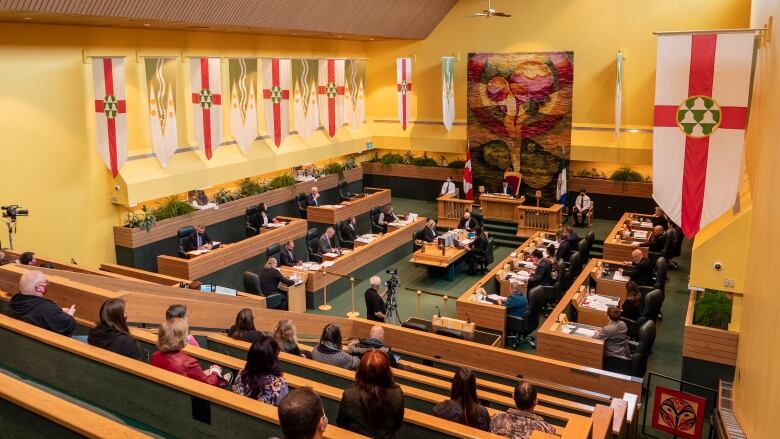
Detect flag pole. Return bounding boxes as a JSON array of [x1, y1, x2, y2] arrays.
[[653, 27, 766, 36]]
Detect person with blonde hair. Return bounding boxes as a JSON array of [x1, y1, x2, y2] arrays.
[[273, 319, 306, 358], [151, 318, 229, 387], [6, 270, 75, 336]]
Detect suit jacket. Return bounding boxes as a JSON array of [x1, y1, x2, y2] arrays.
[[555, 239, 572, 262], [279, 247, 297, 267], [527, 258, 554, 290], [259, 267, 295, 295], [469, 235, 489, 258], [258, 211, 272, 227], [594, 320, 631, 357], [565, 232, 580, 248], [647, 233, 666, 253], [421, 226, 437, 243], [318, 234, 335, 254], [627, 257, 654, 286], [305, 194, 319, 207], [458, 217, 478, 231], [185, 231, 211, 251], [342, 223, 358, 241]]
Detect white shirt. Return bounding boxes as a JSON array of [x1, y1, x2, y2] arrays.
[[575, 194, 592, 211], [440, 181, 457, 196]]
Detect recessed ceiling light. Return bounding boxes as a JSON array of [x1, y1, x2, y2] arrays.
[[23, 17, 31, 21], [369, 38, 374, 40], [143, 23, 151, 27]]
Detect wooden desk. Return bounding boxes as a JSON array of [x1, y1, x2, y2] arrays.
[[436, 194, 472, 229], [404, 317, 501, 347], [307, 187, 391, 225], [572, 290, 619, 327], [516, 204, 563, 237], [602, 212, 653, 261], [480, 194, 526, 221], [279, 268, 308, 313], [156, 217, 307, 280], [591, 261, 631, 300], [409, 243, 466, 281]]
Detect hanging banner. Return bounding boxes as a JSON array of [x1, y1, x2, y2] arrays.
[[292, 59, 320, 139], [345, 59, 366, 130], [615, 51, 624, 138], [145, 57, 178, 167], [91, 57, 128, 177], [464, 142, 473, 200], [190, 57, 222, 159], [442, 56, 455, 131], [317, 59, 345, 137], [653, 32, 753, 237], [262, 58, 292, 147], [396, 57, 413, 130], [228, 58, 258, 152]]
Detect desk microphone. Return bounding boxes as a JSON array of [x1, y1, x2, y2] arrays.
[[435, 306, 441, 317], [467, 313, 471, 324]]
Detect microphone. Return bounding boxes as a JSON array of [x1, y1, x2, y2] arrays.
[[435, 306, 441, 317], [467, 313, 471, 324]]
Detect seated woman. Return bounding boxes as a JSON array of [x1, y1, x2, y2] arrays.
[[497, 281, 528, 318], [311, 324, 359, 370], [432, 367, 490, 431], [421, 219, 438, 242], [273, 319, 307, 358], [165, 304, 199, 347], [257, 202, 277, 228], [621, 281, 644, 321], [337, 350, 404, 439], [465, 227, 489, 275], [227, 308, 266, 343], [232, 337, 289, 406], [592, 306, 631, 357], [377, 205, 399, 233], [88, 298, 143, 361], [151, 318, 229, 387]]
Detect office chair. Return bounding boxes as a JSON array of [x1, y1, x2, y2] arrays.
[[577, 239, 589, 263], [177, 226, 195, 258], [401, 321, 428, 332], [503, 171, 522, 196], [640, 257, 668, 295], [336, 221, 355, 249], [603, 320, 656, 377], [434, 328, 464, 339], [296, 193, 308, 219], [338, 181, 352, 202], [505, 286, 544, 349], [370, 207, 383, 233], [243, 271, 284, 310], [307, 236, 322, 263], [568, 251, 583, 278], [471, 212, 484, 229], [669, 225, 684, 270], [413, 229, 425, 251], [265, 243, 281, 261], [621, 288, 663, 340], [585, 231, 595, 248], [542, 259, 566, 311], [245, 206, 260, 237], [475, 237, 495, 274]]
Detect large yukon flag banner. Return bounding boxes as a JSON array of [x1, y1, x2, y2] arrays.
[[397, 57, 412, 130], [318, 59, 345, 137], [292, 59, 319, 139], [229, 58, 257, 152], [653, 32, 754, 237], [262, 58, 291, 147], [145, 57, 178, 167], [190, 58, 222, 159], [91, 57, 127, 177], [464, 142, 473, 200], [345, 59, 366, 130], [442, 56, 455, 131]]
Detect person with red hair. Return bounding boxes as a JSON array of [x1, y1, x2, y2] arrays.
[[337, 350, 404, 438]]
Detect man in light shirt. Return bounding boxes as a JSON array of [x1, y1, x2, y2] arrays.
[[439, 176, 457, 197], [573, 189, 592, 227]]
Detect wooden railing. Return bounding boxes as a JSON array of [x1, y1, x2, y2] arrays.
[[437, 194, 473, 229], [516, 204, 563, 237]]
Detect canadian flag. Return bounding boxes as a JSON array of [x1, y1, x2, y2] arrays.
[[91, 57, 127, 177], [190, 58, 222, 159], [397, 57, 412, 130], [653, 32, 754, 238], [463, 143, 473, 200]]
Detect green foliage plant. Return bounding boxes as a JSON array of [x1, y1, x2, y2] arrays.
[[693, 290, 733, 330], [153, 196, 197, 221]]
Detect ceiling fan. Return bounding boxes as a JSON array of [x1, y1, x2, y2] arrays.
[[469, 0, 511, 18]]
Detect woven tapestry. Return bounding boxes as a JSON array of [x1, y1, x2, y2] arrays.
[[467, 52, 574, 204]]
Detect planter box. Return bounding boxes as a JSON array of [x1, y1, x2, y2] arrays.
[[682, 290, 740, 366], [361, 162, 463, 181], [569, 176, 653, 198], [113, 167, 362, 249]]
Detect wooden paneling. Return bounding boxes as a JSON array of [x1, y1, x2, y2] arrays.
[[682, 290, 740, 366], [100, 263, 181, 286], [436, 194, 473, 229], [156, 217, 307, 280], [480, 194, 525, 222], [306, 188, 390, 224], [516, 204, 564, 237], [361, 162, 463, 181], [114, 168, 361, 249], [569, 177, 653, 198]]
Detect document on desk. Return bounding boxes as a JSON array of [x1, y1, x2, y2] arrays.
[[321, 261, 335, 268], [301, 262, 322, 271], [583, 294, 620, 311], [612, 271, 630, 282], [487, 294, 503, 302], [356, 234, 376, 244], [265, 223, 286, 228], [574, 327, 596, 337], [632, 231, 648, 240], [323, 252, 339, 258]]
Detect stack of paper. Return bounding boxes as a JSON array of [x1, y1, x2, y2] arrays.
[[321, 261, 335, 268], [574, 327, 596, 337], [582, 293, 620, 311], [613, 271, 630, 282], [323, 252, 339, 258]]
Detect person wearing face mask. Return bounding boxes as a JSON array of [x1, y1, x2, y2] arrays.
[[440, 176, 457, 197], [5, 270, 76, 336]]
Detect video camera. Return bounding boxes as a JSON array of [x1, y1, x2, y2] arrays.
[[385, 267, 400, 289], [1, 205, 28, 219]]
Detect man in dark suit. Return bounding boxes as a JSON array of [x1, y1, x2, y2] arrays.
[[624, 249, 653, 286], [342, 217, 358, 241], [465, 228, 489, 275], [527, 250, 554, 290], [645, 225, 666, 253], [260, 258, 295, 309], [421, 219, 438, 242], [306, 187, 320, 207], [318, 227, 336, 254], [555, 231, 572, 262], [457, 211, 478, 231], [185, 224, 212, 252], [279, 240, 300, 267], [564, 226, 579, 248]]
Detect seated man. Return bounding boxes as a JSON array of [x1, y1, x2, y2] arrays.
[[306, 187, 320, 207], [280, 240, 301, 267], [6, 270, 76, 336], [645, 225, 666, 253], [277, 387, 328, 439], [318, 227, 337, 255], [563, 226, 579, 248], [256, 202, 277, 228], [572, 189, 592, 227], [623, 249, 653, 286], [259, 258, 295, 309], [457, 211, 478, 231], [497, 281, 528, 317], [593, 306, 631, 357], [342, 216, 358, 242], [439, 176, 457, 196], [464, 228, 489, 275], [554, 230, 572, 262], [421, 219, 438, 242], [490, 380, 556, 438], [185, 224, 212, 252], [526, 250, 554, 290], [346, 325, 401, 368], [377, 205, 399, 232]]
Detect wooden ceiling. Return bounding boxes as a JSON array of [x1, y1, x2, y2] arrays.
[[0, 0, 459, 40]]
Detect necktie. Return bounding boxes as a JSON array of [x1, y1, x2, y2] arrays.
[[197, 234, 202, 247]]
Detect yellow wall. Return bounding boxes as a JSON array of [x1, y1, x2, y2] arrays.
[[733, 0, 780, 435]]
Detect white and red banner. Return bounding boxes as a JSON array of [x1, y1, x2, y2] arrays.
[[397, 57, 412, 130], [91, 57, 127, 177], [262, 58, 291, 147], [146, 57, 178, 167], [464, 143, 473, 200], [318, 59, 345, 137], [292, 59, 319, 140], [653, 32, 753, 237], [190, 57, 222, 159], [229, 58, 258, 152], [345, 59, 366, 130]]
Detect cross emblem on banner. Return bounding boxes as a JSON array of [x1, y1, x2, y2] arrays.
[[192, 88, 222, 108], [319, 82, 345, 98], [264, 84, 289, 102], [398, 79, 411, 95], [97, 94, 125, 119]]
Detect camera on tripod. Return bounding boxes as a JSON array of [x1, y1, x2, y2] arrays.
[[1, 205, 28, 219], [385, 268, 399, 289]]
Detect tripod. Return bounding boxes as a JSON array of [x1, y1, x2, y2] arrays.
[[2, 218, 16, 250], [385, 288, 402, 325]]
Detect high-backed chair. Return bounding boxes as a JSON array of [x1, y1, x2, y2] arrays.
[[336, 221, 355, 249], [568, 251, 583, 277], [603, 320, 656, 377], [503, 171, 522, 196], [471, 212, 485, 229], [338, 181, 351, 202], [307, 236, 322, 263], [543, 259, 566, 309], [243, 271, 283, 309], [622, 289, 663, 339], [245, 206, 260, 237], [640, 257, 668, 295], [577, 239, 589, 263], [401, 321, 428, 332], [296, 193, 308, 219], [585, 231, 595, 248], [505, 286, 545, 348], [475, 236, 495, 274], [265, 243, 281, 261], [434, 327, 464, 339], [670, 225, 684, 270], [370, 207, 383, 233], [413, 229, 425, 251], [177, 226, 195, 258]]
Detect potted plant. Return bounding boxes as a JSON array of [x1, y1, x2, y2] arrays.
[[693, 290, 733, 330], [125, 205, 157, 232], [152, 196, 197, 221]]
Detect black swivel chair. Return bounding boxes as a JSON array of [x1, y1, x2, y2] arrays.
[[476, 237, 495, 274], [669, 225, 684, 270], [413, 229, 425, 251], [296, 193, 308, 219], [471, 212, 484, 229], [543, 259, 566, 310], [177, 226, 195, 258], [307, 236, 322, 263], [265, 243, 281, 261], [621, 288, 664, 340], [243, 271, 284, 309], [434, 328, 465, 339], [338, 181, 352, 202], [603, 320, 656, 377], [245, 206, 260, 237], [505, 286, 545, 349], [401, 321, 428, 332], [640, 257, 668, 295], [336, 222, 355, 249], [370, 207, 383, 233], [577, 239, 589, 263], [585, 231, 595, 248]]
